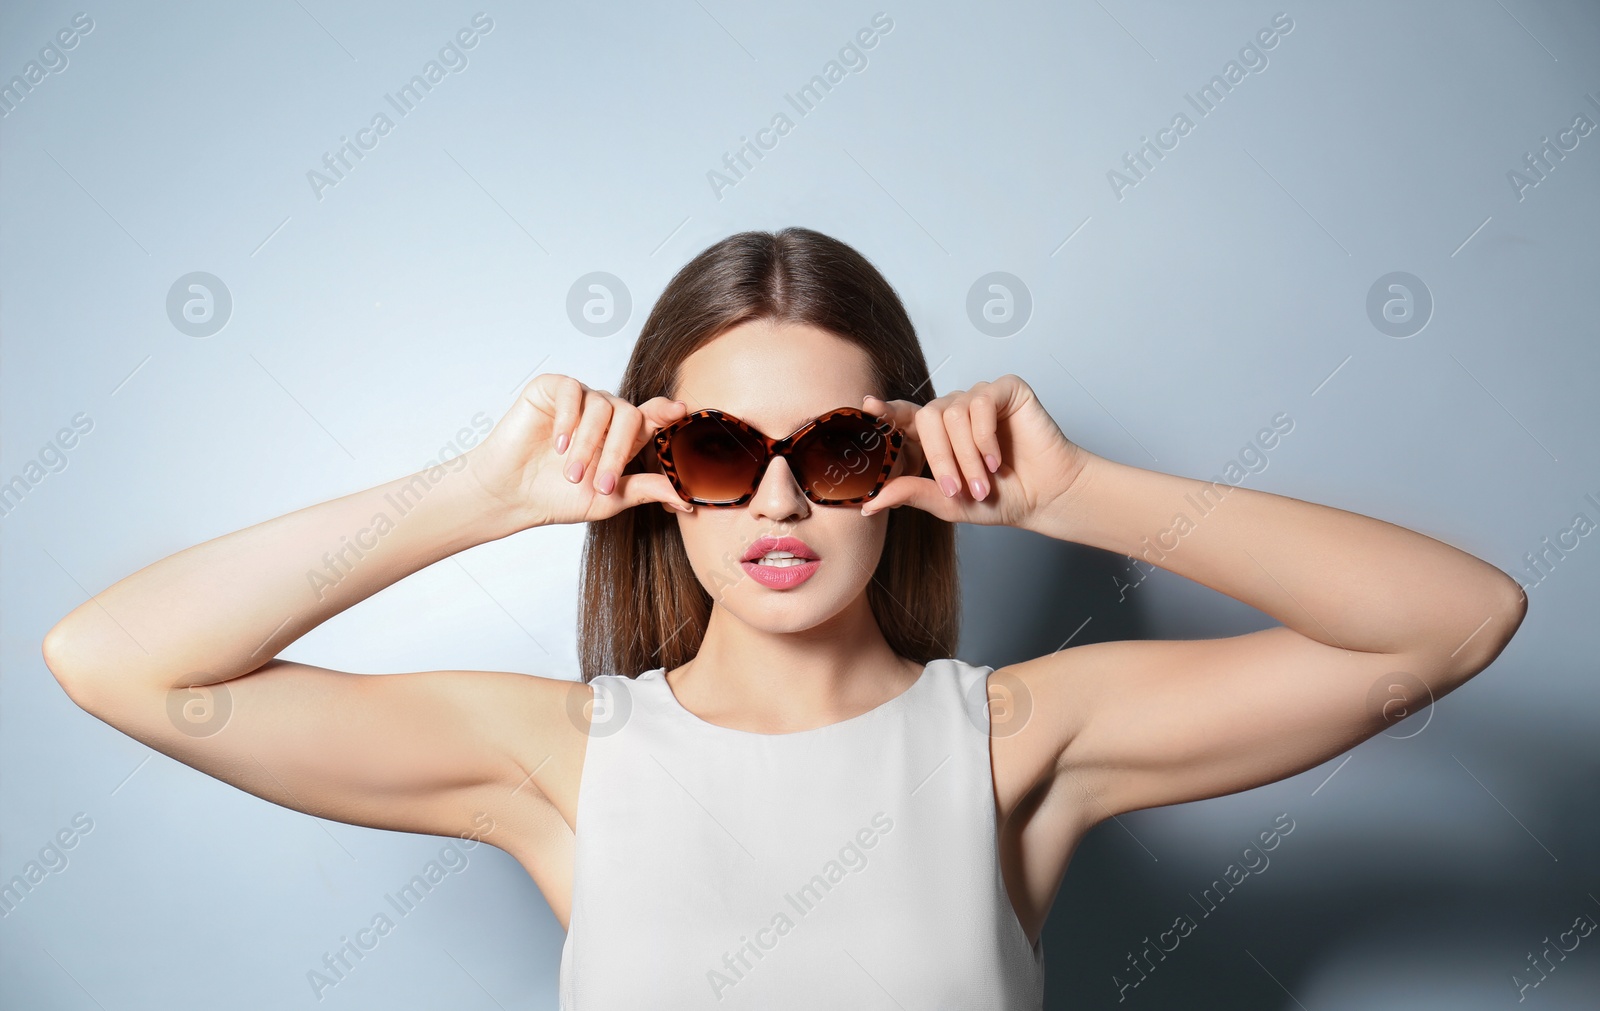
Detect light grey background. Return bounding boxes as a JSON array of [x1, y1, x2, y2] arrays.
[[4, 1, 1597, 1008]]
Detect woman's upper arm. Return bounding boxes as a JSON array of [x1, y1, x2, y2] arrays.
[[54, 659, 589, 844], [997, 622, 1512, 823]]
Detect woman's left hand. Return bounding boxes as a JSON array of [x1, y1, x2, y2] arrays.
[[860, 374, 1094, 528]]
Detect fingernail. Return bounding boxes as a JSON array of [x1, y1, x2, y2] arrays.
[[984, 454, 998, 473], [939, 475, 959, 498], [597, 472, 615, 495], [566, 460, 584, 482], [555, 432, 568, 454], [971, 478, 987, 500], [860, 504, 875, 516]]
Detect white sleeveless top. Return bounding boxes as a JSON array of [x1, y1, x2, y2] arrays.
[[557, 657, 1046, 1009]]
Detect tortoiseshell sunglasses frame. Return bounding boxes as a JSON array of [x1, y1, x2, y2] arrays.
[[650, 406, 904, 507]]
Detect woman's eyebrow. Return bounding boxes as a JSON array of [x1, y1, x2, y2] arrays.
[[736, 411, 824, 439], [744, 414, 816, 438]]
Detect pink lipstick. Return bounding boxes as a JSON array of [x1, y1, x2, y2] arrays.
[[740, 535, 821, 590]]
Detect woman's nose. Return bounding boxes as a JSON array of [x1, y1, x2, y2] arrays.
[[749, 455, 809, 520]]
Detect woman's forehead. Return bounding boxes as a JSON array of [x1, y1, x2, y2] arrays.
[[671, 323, 877, 427]]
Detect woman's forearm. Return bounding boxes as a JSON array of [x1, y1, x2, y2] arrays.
[[43, 456, 525, 692], [1026, 452, 1525, 670]]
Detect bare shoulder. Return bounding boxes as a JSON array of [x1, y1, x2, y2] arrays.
[[465, 669, 594, 830], [985, 648, 1100, 823], [990, 626, 1473, 823], [402, 667, 595, 886], [53, 655, 600, 866]]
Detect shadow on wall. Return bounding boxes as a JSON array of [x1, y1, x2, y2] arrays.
[[955, 524, 1597, 1009]]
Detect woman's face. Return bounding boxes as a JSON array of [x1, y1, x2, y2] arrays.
[[665, 319, 907, 634]]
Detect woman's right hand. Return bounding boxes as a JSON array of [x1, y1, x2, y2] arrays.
[[465, 373, 695, 528]]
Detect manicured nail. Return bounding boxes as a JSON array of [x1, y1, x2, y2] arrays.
[[566, 460, 584, 482], [971, 478, 987, 500], [939, 475, 959, 497], [597, 472, 615, 495], [555, 432, 568, 454], [984, 454, 998, 473]]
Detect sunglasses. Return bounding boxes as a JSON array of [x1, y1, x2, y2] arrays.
[[650, 406, 904, 506]]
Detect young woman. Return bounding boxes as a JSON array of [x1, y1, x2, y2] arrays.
[[43, 227, 1526, 1008]]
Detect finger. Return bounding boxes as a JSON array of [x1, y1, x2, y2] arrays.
[[939, 399, 991, 501], [592, 397, 645, 496], [862, 395, 921, 440], [634, 396, 690, 466], [914, 402, 964, 501], [548, 375, 585, 455], [864, 394, 927, 479], [968, 389, 1002, 474], [614, 470, 693, 514], [861, 472, 956, 520], [632, 396, 690, 494], [637, 395, 689, 433], [594, 394, 688, 496], [564, 394, 614, 485], [897, 423, 927, 482]]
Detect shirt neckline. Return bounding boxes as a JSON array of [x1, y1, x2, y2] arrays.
[[642, 660, 938, 738]]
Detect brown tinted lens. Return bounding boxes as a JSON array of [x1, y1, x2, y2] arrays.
[[793, 414, 888, 501], [670, 415, 765, 502]]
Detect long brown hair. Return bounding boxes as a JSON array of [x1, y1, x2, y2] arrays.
[[576, 227, 958, 682]]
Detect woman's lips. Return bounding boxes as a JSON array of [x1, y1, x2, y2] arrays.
[[740, 558, 821, 589], [741, 534, 818, 562]]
